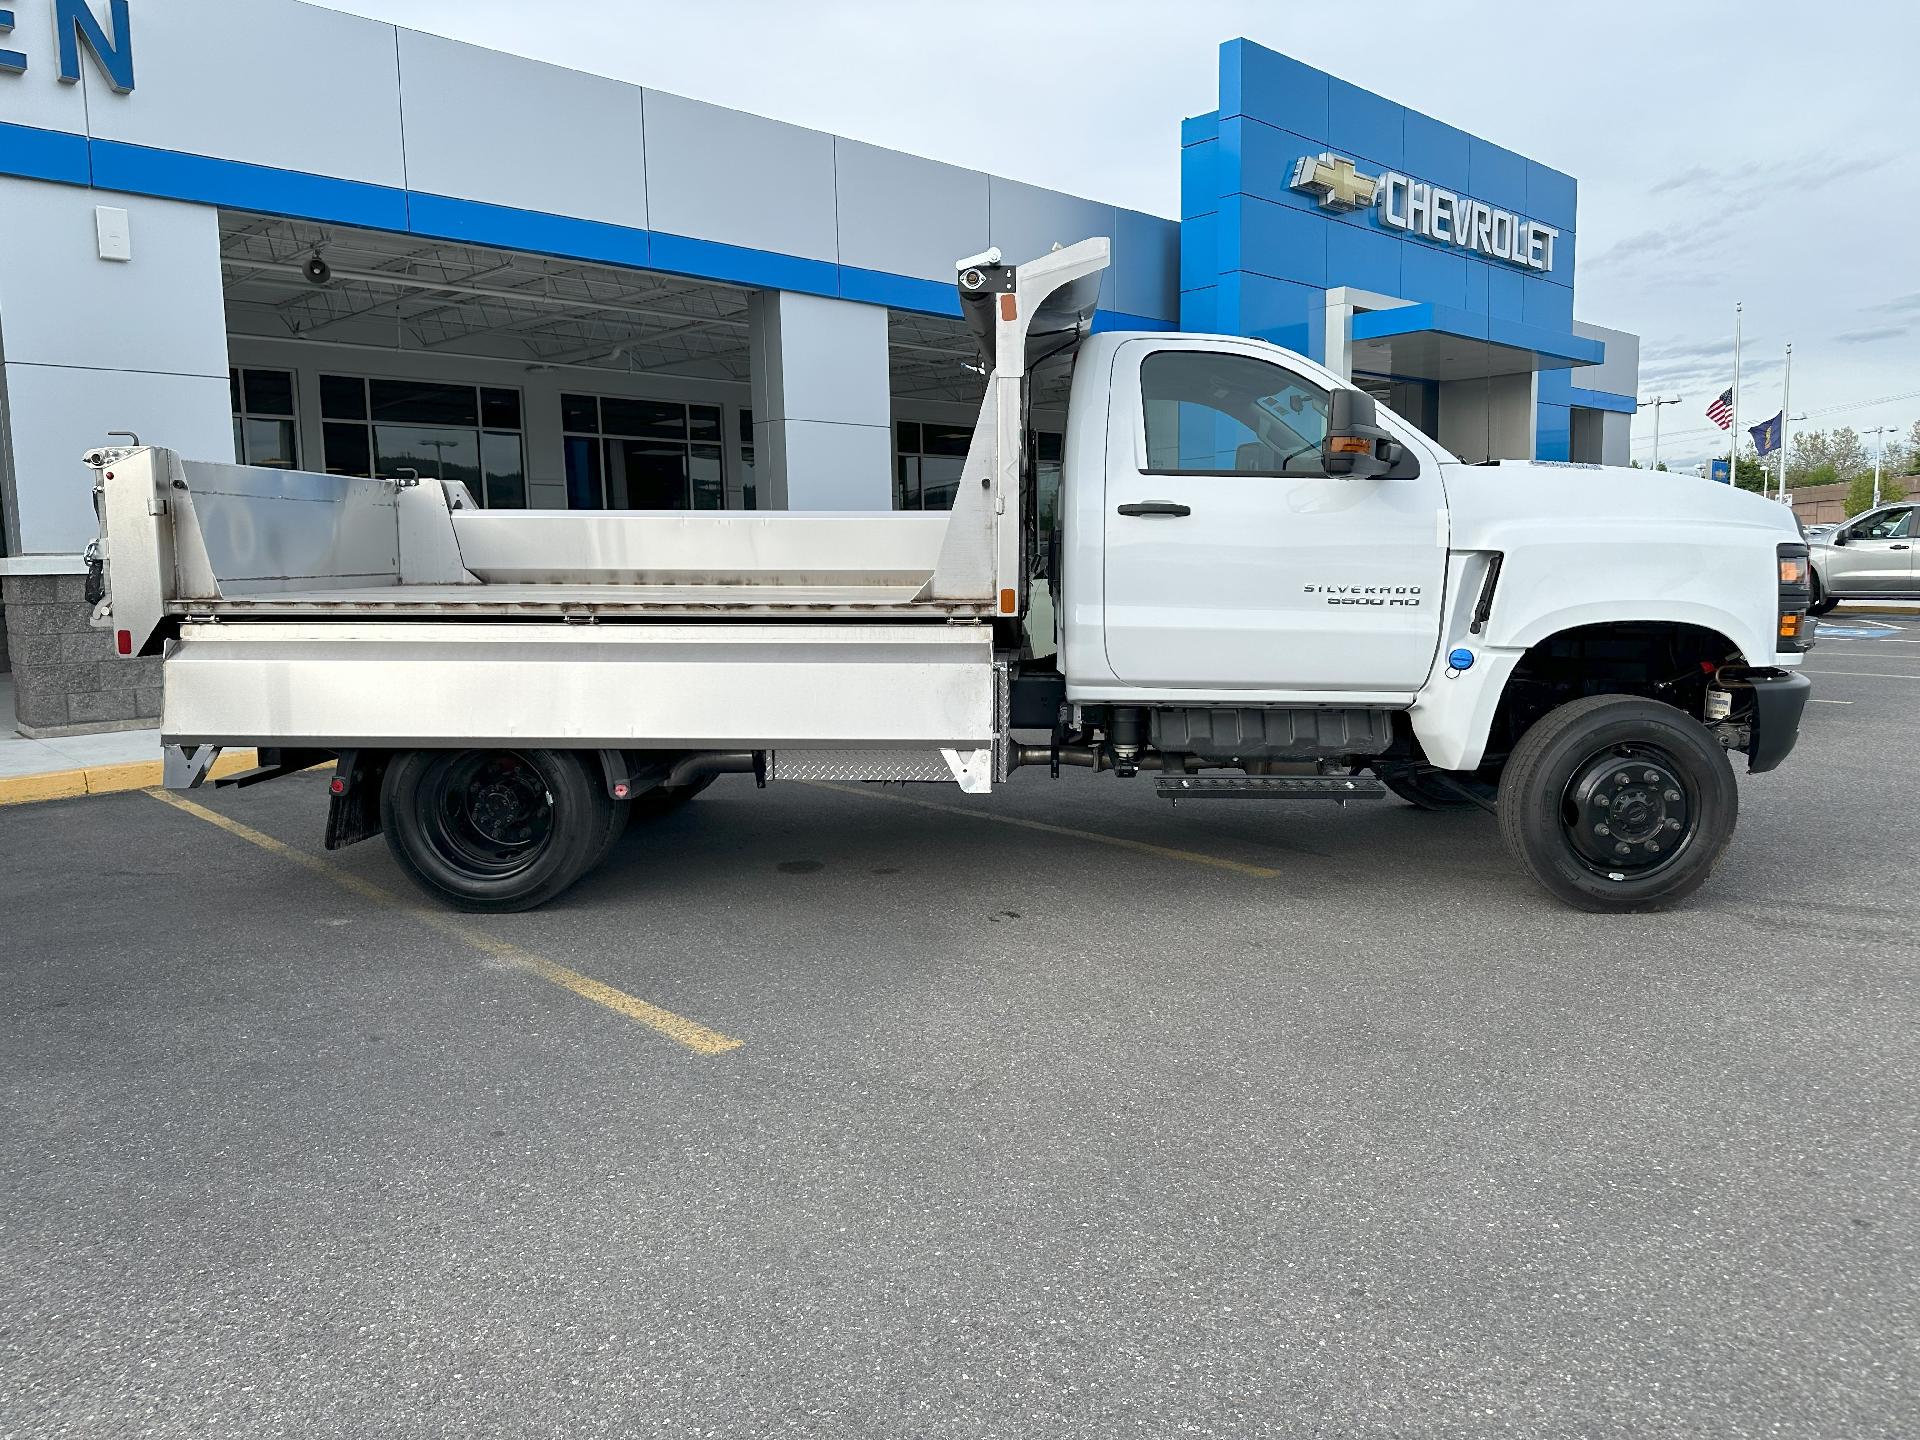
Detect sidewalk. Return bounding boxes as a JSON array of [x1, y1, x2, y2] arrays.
[[0, 676, 254, 805]]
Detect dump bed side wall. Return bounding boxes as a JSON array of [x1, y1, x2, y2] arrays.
[[159, 621, 999, 751]]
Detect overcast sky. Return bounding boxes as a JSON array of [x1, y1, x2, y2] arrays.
[[330, 0, 1919, 471]]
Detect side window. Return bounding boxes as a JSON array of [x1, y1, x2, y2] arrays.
[[1857, 508, 1913, 540], [1140, 350, 1332, 476]]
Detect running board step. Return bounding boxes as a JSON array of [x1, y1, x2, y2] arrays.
[[1156, 775, 1388, 802]]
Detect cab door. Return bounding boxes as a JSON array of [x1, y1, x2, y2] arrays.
[[1099, 339, 1447, 694], [1824, 505, 1914, 595]]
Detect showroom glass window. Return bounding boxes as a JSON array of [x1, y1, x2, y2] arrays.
[[562, 395, 725, 510], [1140, 350, 1332, 475], [319, 377, 527, 508], [230, 368, 299, 469], [895, 422, 1062, 513]]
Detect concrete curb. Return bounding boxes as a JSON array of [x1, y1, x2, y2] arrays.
[[0, 750, 260, 808]]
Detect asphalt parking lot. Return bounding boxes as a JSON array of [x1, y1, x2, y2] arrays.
[[3, 616, 1918, 1438]]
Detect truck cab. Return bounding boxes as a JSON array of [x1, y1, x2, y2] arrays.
[[87, 238, 1813, 915]]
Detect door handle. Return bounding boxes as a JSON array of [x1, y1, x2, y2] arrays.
[[1893, 544, 1910, 550], [1116, 502, 1192, 517]]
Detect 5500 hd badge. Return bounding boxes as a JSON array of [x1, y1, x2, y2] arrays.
[[1303, 585, 1424, 607]]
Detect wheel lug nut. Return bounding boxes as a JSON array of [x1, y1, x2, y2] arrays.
[[1615, 772, 1631, 786], [1595, 824, 1611, 837], [1594, 793, 1611, 807], [1614, 842, 1632, 856], [1664, 789, 1681, 803], [1664, 817, 1681, 831], [1643, 770, 1659, 783], [1647, 841, 1662, 854]]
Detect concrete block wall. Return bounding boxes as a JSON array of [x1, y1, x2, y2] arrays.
[[1, 575, 159, 734]]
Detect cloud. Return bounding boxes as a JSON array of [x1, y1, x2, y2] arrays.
[[1874, 293, 1920, 316], [1835, 326, 1909, 345]]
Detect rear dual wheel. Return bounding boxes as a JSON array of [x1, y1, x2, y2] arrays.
[[1497, 695, 1736, 912], [383, 749, 611, 913]]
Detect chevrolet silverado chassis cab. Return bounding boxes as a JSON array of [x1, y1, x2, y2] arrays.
[[86, 239, 1812, 913]]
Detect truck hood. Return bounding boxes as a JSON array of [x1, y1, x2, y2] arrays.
[[1441, 460, 1803, 551]]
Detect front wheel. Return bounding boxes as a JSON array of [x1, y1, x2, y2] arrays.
[[382, 749, 611, 912], [1497, 695, 1737, 912]]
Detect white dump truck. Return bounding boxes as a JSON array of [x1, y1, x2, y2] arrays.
[[85, 239, 1812, 913]]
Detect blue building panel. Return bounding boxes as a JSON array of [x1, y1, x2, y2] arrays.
[[1525, 159, 1578, 231], [1324, 223, 1401, 296], [1217, 116, 1327, 212], [1180, 130, 1219, 220], [1179, 210, 1219, 292], [1218, 38, 1330, 140], [1326, 78, 1403, 171], [1400, 108, 1472, 194], [1399, 244, 1468, 310], [1232, 194, 1328, 288], [1537, 402, 1572, 462], [1486, 266, 1526, 322], [1466, 135, 1530, 216], [1522, 275, 1574, 333]]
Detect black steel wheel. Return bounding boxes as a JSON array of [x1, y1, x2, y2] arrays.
[[382, 749, 611, 912], [1497, 695, 1737, 912]]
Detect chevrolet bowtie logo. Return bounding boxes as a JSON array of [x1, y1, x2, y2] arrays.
[[1290, 152, 1378, 211]]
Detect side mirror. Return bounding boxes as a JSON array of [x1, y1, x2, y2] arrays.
[[1832, 531, 1848, 546], [1322, 390, 1397, 478]]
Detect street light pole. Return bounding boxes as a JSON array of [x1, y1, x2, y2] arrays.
[[1866, 425, 1893, 508], [1640, 395, 1680, 470]]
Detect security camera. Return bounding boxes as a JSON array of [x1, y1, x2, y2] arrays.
[[303, 254, 332, 286]]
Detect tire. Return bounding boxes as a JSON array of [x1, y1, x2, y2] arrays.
[[630, 772, 716, 820], [1496, 695, 1737, 913], [1378, 766, 1497, 811], [381, 749, 612, 912], [1808, 571, 1837, 617]]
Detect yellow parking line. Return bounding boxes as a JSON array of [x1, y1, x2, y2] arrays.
[[146, 789, 742, 1056], [800, 780, 1285, 880]]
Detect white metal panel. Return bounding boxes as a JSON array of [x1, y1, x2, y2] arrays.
[[642, 90, 837, 262], [3, 365, 232, 554], [1112, 208, 1180, 321], [160, 622, 998, 751], [1097, 335, 1450, 694], [833, 140, 990, 283], [0, 1, 91, 133], [396, 30, 647, 230], [987, 178, 1118, 311], [0, 180, 228, 374], [82, 0, 407, 189]]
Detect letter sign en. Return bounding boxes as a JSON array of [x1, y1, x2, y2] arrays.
[[0, 9, 26, 77], [58, 0, 134, 94]]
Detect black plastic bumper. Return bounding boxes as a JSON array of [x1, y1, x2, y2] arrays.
[[1747, 670, 1812, 774]]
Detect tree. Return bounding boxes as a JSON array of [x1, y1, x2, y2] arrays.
[[1787, 429, 1832, 485], [1829, 426, 1869, 479], [1905, 419, 1920, 474], [1803, 460, 1840, 488], [1844, 472, 1881, 517], [1732, 443, 1768, 493]]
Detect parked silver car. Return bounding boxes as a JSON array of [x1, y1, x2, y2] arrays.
[[1808, 502, 1916, 614]]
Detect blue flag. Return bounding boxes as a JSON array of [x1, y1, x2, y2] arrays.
[[1749, 411, 1784, 459]]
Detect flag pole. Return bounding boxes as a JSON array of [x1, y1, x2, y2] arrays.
[[1730, 302, 1742, 484], [1777, 342, 1792, 501]]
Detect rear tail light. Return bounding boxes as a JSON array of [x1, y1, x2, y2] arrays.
[[1776, 542, 1812, 653], [115, 629, 133, 656]]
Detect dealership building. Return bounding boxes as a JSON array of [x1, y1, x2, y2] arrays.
[[0, 0, 1640, 734]]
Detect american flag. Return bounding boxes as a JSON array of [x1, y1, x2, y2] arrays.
[[1706, 388, 1734, 430]]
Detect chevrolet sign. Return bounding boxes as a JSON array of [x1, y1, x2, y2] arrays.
[[1290, 152, 1558, 274]]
